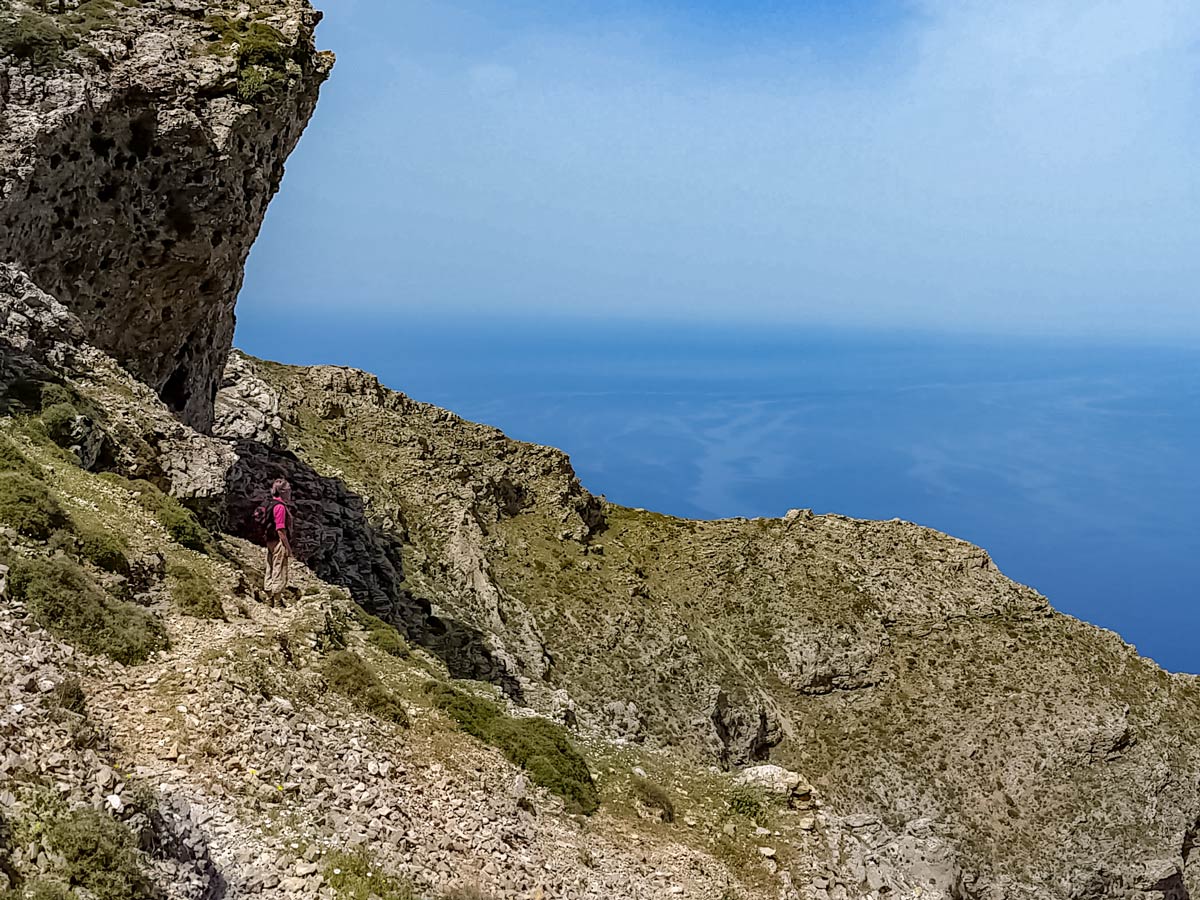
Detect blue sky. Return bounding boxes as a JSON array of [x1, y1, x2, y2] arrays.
[[242, 0, 1200, 338]]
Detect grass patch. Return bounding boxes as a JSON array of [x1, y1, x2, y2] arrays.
[[44, 806, 154, 900], [632, 775, 676, 823], [0, 435, 36, 476], [324, 849, 419, 900], [427, 684, 598, 814], [353, 606, 410, 658], [168, 560, 224, 619], [0, 472, 70, 539], [129, 479, 209, 552], [10, 555, 167, 665], [323, 650, 409, 726]]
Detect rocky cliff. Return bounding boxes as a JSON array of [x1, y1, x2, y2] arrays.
[[0, 0, 331, 430], [214, 352, 1200, 900]]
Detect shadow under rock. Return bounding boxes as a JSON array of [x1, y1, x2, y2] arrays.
[[223, 438, 523, 700]]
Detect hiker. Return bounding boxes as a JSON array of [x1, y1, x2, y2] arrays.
[[258, 478, 294, 607]]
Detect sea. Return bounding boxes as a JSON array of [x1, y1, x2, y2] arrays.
[[237, 312, 1200, 675]]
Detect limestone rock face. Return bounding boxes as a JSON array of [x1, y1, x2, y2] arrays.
[[0, 0, 332, 430]]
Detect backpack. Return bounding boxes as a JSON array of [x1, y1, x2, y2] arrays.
[[252, 498, 283, 542]]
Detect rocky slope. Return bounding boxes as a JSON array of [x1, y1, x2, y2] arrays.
[[0, 0, 331, 430], [213, 352, 1200, 900], [0, 268, 965, 900]]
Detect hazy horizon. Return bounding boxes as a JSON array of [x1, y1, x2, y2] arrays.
[[243, 0, 1200, 338]]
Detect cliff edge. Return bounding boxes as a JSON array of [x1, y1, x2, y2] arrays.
[[0, 0, 331, 430]]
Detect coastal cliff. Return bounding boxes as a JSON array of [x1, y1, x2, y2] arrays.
[[1, 4, 1198, 899]]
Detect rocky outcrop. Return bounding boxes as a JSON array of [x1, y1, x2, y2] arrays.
[[230, 351, 1200, 900], [0, 0, 332, 430]]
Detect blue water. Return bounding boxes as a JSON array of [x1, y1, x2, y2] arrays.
[[236, 311, 1200, 674]]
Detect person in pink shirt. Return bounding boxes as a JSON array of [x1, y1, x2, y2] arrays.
[[263, 478, 294, 607]]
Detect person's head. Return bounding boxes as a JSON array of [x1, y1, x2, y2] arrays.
[[271, 478, 292, 501]]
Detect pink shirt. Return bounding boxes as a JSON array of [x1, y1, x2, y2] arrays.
[[273, 501, 290, 532]]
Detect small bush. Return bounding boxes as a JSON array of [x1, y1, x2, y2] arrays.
[[632, 775, 676, 823], [130, 480, 209, 552], [46, 806, 154, 900], [39, 402, 79, 447], [323, 850, 419, 900], [10, 556, 167, 665], [0, 472, 70, 538], [323, 650, 409, 726], [50, 676, 87, 715], [427, 684, 599, 814], [727, 786, 766, 822], [168, 561, 224, 619], [76, 526, 131, 576]]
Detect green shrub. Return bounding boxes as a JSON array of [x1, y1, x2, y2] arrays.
[[45, 806, 154, 900], [632, 775, 676, 823], [39, 402, 79, 448], [0, 12, 70, 69], [354, 607, 411, 658], [130, 480, 209, 552], [167, 561, 224, 619], [0, 472, 70, 538], [323, 850, 419, 900], [427, 684, 599, 814], [76, 526, 131, 576], [727, 786, 766, 822], [323, 650, 409, 726], [10, 556, 167, 665], [50, 676, 87, 715]]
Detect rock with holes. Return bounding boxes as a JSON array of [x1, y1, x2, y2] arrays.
[[0, 0, 332, 431]]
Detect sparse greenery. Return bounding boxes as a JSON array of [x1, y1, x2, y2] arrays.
[[44, 806, 154, 900], [49, 676, 87, 715], [168, 560, 224, 619], [129, 479, 209, 552], [427, 684, 599, 814], [204, 15, 296, 102], [323, 650, 409, 726], [632, 775, 676, 823], [2, 880, 74, 900], [324, 850, 419, 900], [10, 555, 167, 665], [0, 472, 70, 539], [726, 786, 767, 822], [354, 606, 410, 658]]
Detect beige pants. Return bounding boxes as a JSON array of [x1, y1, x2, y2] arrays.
[[265, 542, 290, 598]]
